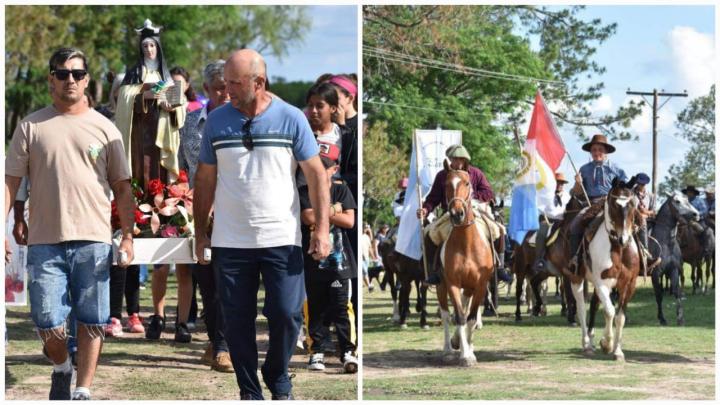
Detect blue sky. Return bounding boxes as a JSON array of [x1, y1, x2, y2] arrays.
[[521, 5, 715, 192], [264, 5, 358, 83]]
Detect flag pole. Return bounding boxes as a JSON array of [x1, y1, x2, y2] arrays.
[[414, 130, 429, 280], [565, 153, 592, 207]]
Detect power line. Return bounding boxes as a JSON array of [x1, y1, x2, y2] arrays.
[[364, 100, 484, 116], [363, 46, 565, 86]]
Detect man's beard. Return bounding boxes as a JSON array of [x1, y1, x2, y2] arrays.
[[235, 88, 256, 108]]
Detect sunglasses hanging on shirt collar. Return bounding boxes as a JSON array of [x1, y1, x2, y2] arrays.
[[242, 118, 254, 151]]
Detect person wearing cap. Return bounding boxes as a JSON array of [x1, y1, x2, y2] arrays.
[[114, 19, 194, 344], [298, 143, 358, 374], [682, 185, 708, 218], [568, 134, 628, 269], [416, 144, 495, 285], [532, 172, 571, 273], [704, 186, 715, 219], [631, 172, 660, 268]]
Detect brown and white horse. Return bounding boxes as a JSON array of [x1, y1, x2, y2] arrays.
[[571, 179, 640, 361], [436, 160, 494, 366]]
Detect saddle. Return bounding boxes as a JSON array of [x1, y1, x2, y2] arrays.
[[584, 215, 605, 243], [528, 222, 562, 248]]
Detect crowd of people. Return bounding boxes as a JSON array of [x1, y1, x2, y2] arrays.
[[4, 18, 357, 401]]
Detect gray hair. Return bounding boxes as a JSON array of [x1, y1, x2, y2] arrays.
[[203, 59, 225, 85]]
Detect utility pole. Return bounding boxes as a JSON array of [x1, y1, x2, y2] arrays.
[[626, 88, 687, 194]]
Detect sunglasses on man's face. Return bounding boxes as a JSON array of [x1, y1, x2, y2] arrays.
[[242, 118, 254, 151], [51, 69, 87, 81]]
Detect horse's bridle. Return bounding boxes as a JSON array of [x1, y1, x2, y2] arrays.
[[446, 171, 473, 227], [605, 191, 634, 247]]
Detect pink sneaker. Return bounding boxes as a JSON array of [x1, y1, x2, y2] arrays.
[[126, 313, 145, 334], [105, 317, 123, 337]]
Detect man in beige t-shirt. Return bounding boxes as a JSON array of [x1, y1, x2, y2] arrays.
[[4, 47, 136, 401]]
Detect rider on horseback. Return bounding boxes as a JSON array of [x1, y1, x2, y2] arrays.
[[532, 172, 570, 274], [415, 144, 495, 285], [705, 186, 715, 228], [683, 185, 711, 246], [631, 172, 661, 268], [567, 134, 657, 271]]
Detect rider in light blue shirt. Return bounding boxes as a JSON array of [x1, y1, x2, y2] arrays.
[[682, 185, 708, 217]]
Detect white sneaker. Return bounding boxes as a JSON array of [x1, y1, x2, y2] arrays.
[[308, 353, 325, 371], [342, 351, 358, 374]]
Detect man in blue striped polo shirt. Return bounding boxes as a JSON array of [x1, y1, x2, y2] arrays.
[[193, 49, 330, 401]]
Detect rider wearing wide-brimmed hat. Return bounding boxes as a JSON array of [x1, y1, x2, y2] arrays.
[[682, 185, 708, 218], [568, 134, 628, 269], [416, 144, 495, 285], [533, 172, 571, 273]]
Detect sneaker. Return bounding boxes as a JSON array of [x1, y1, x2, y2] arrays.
[[49, 369, 73, 400], [104, 317, 123, 337], [174, 322, 192, 343], [212, 351, 234, 373], [307, 353, 325, 371], [271, 392, 294, 400], [126, 313, 145, 334], [201, 342, 214, 365], [145, 315, 165, 340], [342, 351, 358, 374], [71, 391, 91, 400]]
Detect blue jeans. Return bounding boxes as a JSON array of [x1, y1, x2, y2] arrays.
[[213, 245, 305, 399], [27, 241, 112, 331]]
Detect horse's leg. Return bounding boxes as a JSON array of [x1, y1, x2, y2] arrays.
[[671, 265, 685, 326], [587, 291, 599, 348], [437, 283, 453, 360], [515, 272, 525, 322], [398, 277, 411, 329], [448, 285, 474, 366], [564, 276, 577, 326], [389, 271, 400, 324], [530, 275, 542, 317], [560, 276, 568, 317], [690, 261, 697, 295], [525, 278, 533, 314], [651, 269, 667, 325], [612, 305, 627, 362], [464, 286, 487, 366], [541, 278, 549, 316], [570, 281, 591, 353], [594, 281, 616, 355], [419, 282, 429, 329]]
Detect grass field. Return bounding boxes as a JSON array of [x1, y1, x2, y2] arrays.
[[363, 266, 715, 400], [5, 271, 358, 400]]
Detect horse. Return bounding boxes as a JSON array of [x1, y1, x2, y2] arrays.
[[570, 179, 641, 361], [376, 228, 429, 329], [511, 194, 586, 324], [482, 199, 510, 316], [650, 192, 700, 325], [436, 160, 495, 366], [678, 220, 714, 295]]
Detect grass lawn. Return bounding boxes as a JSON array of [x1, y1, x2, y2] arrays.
[[5, 268, 358, 400], [362, 265, 715, 400]]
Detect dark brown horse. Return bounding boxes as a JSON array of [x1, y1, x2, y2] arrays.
[[571, 179, 640, 361], [436, 160, 495, 366], [678, 222, 714, 295], [511, 194, 586, 323]]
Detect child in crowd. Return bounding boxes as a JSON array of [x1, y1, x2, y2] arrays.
[[298, 144, 358, 374]]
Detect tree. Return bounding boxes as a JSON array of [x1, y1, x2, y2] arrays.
[[269, 77, 314, 109], [5, 5, 311, 139], [363, 122, 408, 227], [659, 85, 715, 195], [362, 5, 642, 219]]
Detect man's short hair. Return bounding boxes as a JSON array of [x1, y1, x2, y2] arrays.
[[203, 59, 225, 85], [49, 47, 88, 73]]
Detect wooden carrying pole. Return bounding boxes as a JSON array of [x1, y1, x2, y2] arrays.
[[414, 130, 429, 280]]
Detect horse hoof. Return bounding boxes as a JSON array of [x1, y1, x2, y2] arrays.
[[399, 323, 408, 330], [600, 338, 612, 354], [515, 316, 522, 322], [677, 318, 685, 326], [391, 317, 401, 325], [421, 324, 430, 330], [442, 353, 456, 364], [613, 353, 625, 362], [458, 356, 477, 367], [659, 318, 668, 326], [583, 347, 595, 356]]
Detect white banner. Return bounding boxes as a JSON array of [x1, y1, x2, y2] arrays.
[[6, 207, 28, 306], [395, 129, 462, 260]]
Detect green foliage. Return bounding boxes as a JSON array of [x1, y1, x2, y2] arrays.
[[5, 5, 311, 140], [659, 85, 715, 195], [363, 122, 408, 227], [269, 76, 314, 109], [363, 5, 642, 219]]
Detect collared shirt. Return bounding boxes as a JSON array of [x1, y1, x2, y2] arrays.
[[544, 190, 571, 221], [707, 198, 715, 214], [579, 159, 628, 199], [690, 196, 708, 217], [422, 165, 494, 213], [178, 105, 208, 188], [633, 188, 655, 212]]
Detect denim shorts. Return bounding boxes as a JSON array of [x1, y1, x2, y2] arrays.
[[27, 241, 112, 330]]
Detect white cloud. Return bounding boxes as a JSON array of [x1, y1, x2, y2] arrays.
[[625, 95, 675, 136], [668, 26, 715, 97], [590, 94, 613, 113]]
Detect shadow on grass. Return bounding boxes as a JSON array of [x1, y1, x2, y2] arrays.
[[365, 348, 527, 369], [563, 348, 700, 364]]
